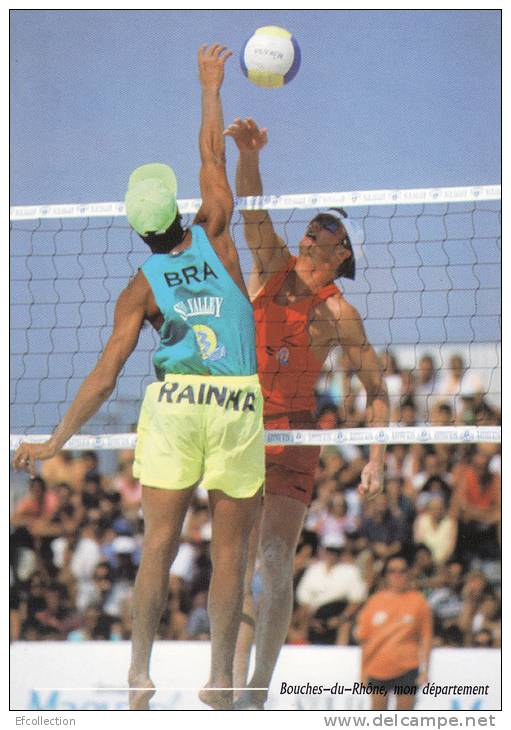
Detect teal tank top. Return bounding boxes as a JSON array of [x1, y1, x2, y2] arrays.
[[141, 224, 257, 378]]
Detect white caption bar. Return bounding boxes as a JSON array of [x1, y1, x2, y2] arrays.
[[10, 185, 501, 221], [9, 426, 501, 451]]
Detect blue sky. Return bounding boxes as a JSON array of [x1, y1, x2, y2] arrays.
[[10, 10, 501, 436], [11, 10, 501, 205]]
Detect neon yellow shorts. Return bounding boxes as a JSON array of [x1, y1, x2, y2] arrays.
[[133, 373, 264, 499]]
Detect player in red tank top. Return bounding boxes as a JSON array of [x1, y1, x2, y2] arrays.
[[225, 117, 390, 709], [252, 255, 340, 505], [254, 254, 339, 417]]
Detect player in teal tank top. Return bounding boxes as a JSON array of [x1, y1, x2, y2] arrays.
[[13, 44, 264, 712], [140, 222, 257, 377]]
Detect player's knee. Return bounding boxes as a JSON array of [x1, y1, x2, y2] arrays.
[[213, 541, 248, 571], [260, 534, 294, 580], [142, 527, 178, 560]]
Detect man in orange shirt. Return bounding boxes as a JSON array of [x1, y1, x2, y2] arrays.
[[454, 447, 501, 566], [356, 556, 433, 711], [225, 118, 389, 709], [457, 449, 500, 521]]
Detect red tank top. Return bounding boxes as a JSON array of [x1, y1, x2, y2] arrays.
[[253, 256, 339, 417]]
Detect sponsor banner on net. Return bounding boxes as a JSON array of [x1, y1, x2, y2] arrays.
[[10, 202, 123, 220], [9, 434, 138, 451], [11, 186, 500, 221], [10, 427, 500, 452], [236, 186, 501, 210]]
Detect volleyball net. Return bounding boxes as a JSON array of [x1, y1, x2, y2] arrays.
[[10, 185, 501, 450]]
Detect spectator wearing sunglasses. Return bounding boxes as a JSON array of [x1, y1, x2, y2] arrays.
[[356, 556, 433, 711]]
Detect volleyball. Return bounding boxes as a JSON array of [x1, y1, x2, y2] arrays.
[[240, 26, 301, 88]]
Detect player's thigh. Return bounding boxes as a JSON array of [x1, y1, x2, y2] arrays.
[[208, 488, 263, 562], [260, 492, 307, 551], [242, 499, 263, 592], [134, 382, 204, 490], [265, 445, 320, 505], [141, 484, 196, 538], [203, 384, 264, 500]]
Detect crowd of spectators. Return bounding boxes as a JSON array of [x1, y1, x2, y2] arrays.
[[10, 350, 501, 653]]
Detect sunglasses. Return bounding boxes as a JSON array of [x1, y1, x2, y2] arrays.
[[307, 217, 353, 253], [308, 217, 341, 235], [317, 220, 341, 234]]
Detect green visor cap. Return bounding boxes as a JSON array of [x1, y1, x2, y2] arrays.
[[125, 163, 178, 236]]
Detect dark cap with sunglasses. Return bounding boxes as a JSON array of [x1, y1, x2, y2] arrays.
[[308, 208, 363, 280]]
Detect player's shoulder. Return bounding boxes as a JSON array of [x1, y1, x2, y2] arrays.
[[322, 290, 362, 324], [124, 269, 150, 294], [195, 217, 238, 262], [116, 270, 152, 311]]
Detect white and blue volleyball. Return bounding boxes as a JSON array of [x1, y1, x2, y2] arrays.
[[240, 26, 301, 88]]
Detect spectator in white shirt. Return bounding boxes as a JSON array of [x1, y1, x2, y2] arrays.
[[317, 494, 359, 549], [411, 451, 452, 497], [436, 354, 484, 419], [413, 497, 457, 566], [414, 354, 439, 424], [295, 545, 367, 645], [380, 350, 404, 423], [70, 521, 102, 611]]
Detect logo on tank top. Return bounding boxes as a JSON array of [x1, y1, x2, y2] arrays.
[[173, 296, 224, 321], [192, 324, 226, 362], [163, 262, 218, 288], [277, 347, 289, 365], [158, 380, 256, 412]]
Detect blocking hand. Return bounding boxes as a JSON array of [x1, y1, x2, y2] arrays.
[[198, 44, 233, 91], [224, 117, 268, 152]]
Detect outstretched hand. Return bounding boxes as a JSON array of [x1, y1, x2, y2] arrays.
[[224, 117, 268, 152], [12, 441, 57, 479], [198, 44, 233, 91], [358, 461, 384, 501]]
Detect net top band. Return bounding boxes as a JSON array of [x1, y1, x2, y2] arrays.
[[10, 185, 501, 221], [9, 426, 501, 451]]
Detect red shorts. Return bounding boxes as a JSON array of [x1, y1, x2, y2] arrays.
[[264, 411, 320, 506]]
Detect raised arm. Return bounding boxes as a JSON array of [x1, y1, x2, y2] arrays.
[[224, 117, 290, 293], [12, 274, 148, 476], [197, 43, 232, 229], [327, 297, 389, 498], [195, 44, 249, 296]]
